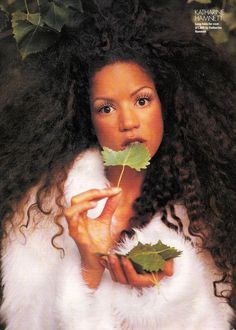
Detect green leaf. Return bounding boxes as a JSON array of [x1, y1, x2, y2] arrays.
[[126, 241, 182, 273], [209, 28, 229, 44], [187, 0, 212, 3], [12, 11, 58, 59], [0, 9, 9, 32], [41, 2, 69, 32], [152, 240, 182, 260], [12, 11, 41, 44], [2, 0, 85, 58], [127, 242, 166, 272], [12, 11, 43, 32], [101, 142, 151, 172], [223, 12, 236, 32]]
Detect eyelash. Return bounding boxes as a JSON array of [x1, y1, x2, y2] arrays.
[[96, 102, 115, 113], [96, 93, 153, 113], [135, 93, 153, 105]]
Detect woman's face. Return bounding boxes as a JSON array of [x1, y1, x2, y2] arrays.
[[90, 61, 163, 157]]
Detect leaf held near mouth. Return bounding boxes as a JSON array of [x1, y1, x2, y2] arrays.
[[101, 142, 151, 171]]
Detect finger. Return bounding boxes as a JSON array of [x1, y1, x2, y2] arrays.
[[121, 257, 156, 287], [71, 187, 122, 206], [121, 257, 147, 286], [99, 192, 122, 223], [108, 255, 127, 285], [64, 201, 97, 223], [103, 257, 117, 282], [99, 257, 108, 269], [163, 259, 174, 276]]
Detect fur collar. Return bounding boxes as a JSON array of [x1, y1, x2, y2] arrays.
[[63, 148, 234, 329], [64, 148, 190, 233], [1, 148, 234, 330]]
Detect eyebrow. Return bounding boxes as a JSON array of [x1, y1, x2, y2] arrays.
[[92, 86, 154, 102]]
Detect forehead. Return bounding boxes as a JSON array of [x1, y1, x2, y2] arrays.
[[90, 61, 155, 95]]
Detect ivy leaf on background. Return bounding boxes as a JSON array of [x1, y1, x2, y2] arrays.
[[12, 11, 58, 59], [52, 0, 85, 28], [102, 143, 151, 172], [209, 28, 229, 44], [126, 241, 182, 273], [12, 11, 42, 44], [41, 2, 69, 32], [0, 0, 25, 13], [12, 11, 42, 28], [8, 1, 85, 58], [223, 11, 236, 32], [0, 9, 9, 32], [187, 0, 212, 4]]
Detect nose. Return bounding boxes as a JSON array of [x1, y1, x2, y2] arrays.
[[119, 106, 140, 132]]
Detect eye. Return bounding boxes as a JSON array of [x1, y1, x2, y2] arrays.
[[97, 104, 115, 114], [136, 94, 152, 107], [137, 98, 148, 106]]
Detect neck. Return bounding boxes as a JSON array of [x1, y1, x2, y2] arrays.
[[106, 165, 145, 199]]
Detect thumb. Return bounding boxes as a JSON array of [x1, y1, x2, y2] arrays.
[[99, 190, 122, 223], [164, 259, 174, 276]]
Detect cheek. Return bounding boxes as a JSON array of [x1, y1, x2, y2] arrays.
[[91, 117, 116, 145], [92, 122, 105, 142], [147, 108, 164, 152], [148, 104, 163, 131], [150, 120, 163, 143]]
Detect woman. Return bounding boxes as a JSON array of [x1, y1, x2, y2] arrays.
[[0, 1, 235, 329]]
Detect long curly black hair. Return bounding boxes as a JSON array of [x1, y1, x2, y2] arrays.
[[0, 0, 236, 323]]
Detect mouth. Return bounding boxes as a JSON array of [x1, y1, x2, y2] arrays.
[[121, 137, 146, 149]]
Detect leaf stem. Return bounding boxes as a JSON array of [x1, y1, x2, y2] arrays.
[[117, 165, 125, 187], [36, 0, 41, 18], [222, 0, 226, 11], [24, 0, 30, 18], [151, 273, 160, 293], [117, 147, 131, 187]]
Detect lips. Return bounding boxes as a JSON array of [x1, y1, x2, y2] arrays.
[[122, 137, 146, 149]]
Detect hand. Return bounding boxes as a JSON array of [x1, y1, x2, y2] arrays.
[[101, 255, 173, 288], [64, 187, 122, 288], [64, 187, 122, 254]]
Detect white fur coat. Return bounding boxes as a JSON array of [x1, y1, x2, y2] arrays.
[[0, 149, 234, 330]]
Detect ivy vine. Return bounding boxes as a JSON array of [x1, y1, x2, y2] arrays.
[[0, 0, 235, 59], [0, 0, 84, 58]]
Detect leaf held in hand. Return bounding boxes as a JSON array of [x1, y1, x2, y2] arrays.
[[126, 241, 182, 273], [151, 240, 182, 260], [101, 142, 151, 172]]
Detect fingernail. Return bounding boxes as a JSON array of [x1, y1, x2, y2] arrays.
[[111, 187, 122, 193]]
